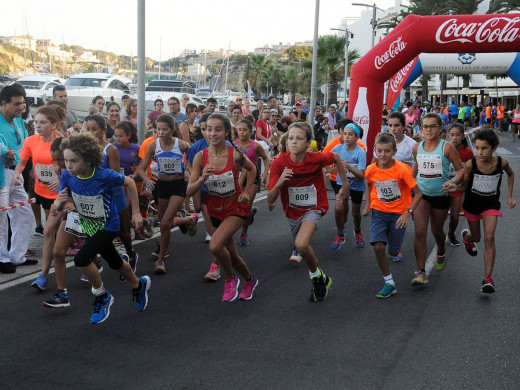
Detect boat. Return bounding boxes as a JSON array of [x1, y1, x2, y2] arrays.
[[16, 74, 65, 107], [144, 79, 203, 113], [43, 73, 133, 119]]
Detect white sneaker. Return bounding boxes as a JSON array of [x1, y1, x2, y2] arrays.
[[205, 232, 211, 243]]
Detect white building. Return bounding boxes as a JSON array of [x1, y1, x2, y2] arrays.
[[254, 46, 274, 56], [0, 35, 37, 51], [187, 63, 206, 76]]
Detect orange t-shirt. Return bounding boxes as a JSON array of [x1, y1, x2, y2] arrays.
[[485, 106, 492, 119], [323, 136, 366, 181], [365, 159, 416, 215], [497, 105, 505, 119], [138, 136, 155, 180], [19, 134, 59, 199]]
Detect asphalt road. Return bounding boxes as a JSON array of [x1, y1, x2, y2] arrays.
[[1, 132, 520, 389]]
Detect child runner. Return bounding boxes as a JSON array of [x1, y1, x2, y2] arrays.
[[330, 122, 366, 250], [187, 113, 258, 302], [54, 133, 150, 323], [235, 119, 269, 246], [268, 121, 350, 302], [134, 114, 192, 275], [411, 113, 464, 285], [364, 132, 423, 298], [444, 129, 515, 293], [446, 123, 474, 246]]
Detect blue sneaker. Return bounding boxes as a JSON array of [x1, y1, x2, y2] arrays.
[[31, 273, 48, 292], [330, 235, 345, 250], [133, 276, 151, 312], [376, 283, 397, 299], [391, 252, 404, 262], [90, 292, 114, 324]]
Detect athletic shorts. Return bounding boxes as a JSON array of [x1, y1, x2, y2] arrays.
[[332, 183, 363, 205], [201, 190, 208, 205], [210, 214, 248, 228], [464, 209, 503, 223], [156, 179, 187, 199], [330, 179, 340, 194], [34, 193, 54, 210], [369, 209, 406, 253], [422, 194, 450, 210], [286, 210, 323, 239]]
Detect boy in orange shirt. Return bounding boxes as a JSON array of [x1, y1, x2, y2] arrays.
[[363, 132, 423, 298]]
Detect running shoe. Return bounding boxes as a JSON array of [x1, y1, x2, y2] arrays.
[[31, 273, 48, 292], [354, 232, 365, 248], [128, 252, 139, 273], [376, 283, 397, 299], [205, 233, 212, 243], [309, 270, 332, 302], [34, 225, 44, 237], [188, 214, 198, 237], [144, 217, 154, 238], [290, 249, 302, 263], [249, 206, 258, 226], [178, 209, 188, 234], [239, 233, 249, 246], [132, 276, 151, 311], [434, 252, 447, 271], [238, 275, 259, 300], [155, 259, 166, 275], [481, 277, 496, 294], [447, 234, 460, 246], [66, 248, 79, 256], [42, 291, 70, 308], [330, 235, 345, 251], [113, 237, 123, 246], [151, 243, 169, 259], [80, 274, 89, 282], [391, 253, 404, 262], [461, 229, 478, 257], [90, 292, 114, 324], [134, 232, 147, 240], [205, 263, 221, 281], [411, 270, 429, 286], [222, 275, 240, 302]]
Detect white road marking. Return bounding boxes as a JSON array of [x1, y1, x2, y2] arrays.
[[495, 147, 513, 155]]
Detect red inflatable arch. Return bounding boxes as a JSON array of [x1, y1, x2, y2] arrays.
[[347, 13, 520, 155]]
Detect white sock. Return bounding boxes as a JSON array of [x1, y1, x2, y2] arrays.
[[309, 268, 321, 279], [383, 274, 395, 286]]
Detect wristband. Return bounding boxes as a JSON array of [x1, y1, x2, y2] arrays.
[[451, 178, 458, 184]]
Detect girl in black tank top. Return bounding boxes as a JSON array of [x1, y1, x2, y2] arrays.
[[444, 129, 516, 294]]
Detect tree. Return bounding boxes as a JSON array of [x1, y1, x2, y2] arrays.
[[286, 46, 313, 63], [281, 67, 300, 104], [487, 0, 520, 13], [446, 0, 483, 14], [260, 63, 283, 96], [248, 54, 271, 97]]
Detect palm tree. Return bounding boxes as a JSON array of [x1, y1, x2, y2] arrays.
[[446, 0, 483, 14], [248, 54, 271, 97], [281, 67, 300, 104], [317, 35, 360, 106], [260, 63, 283, 96], [487, 0, 520, 13]]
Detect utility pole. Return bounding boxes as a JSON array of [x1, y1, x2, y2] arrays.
[[352, 3, 383, 48], [309, 0, 320, 123], [331, 22, 355, 102]]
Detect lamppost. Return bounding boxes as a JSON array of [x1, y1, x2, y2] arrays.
[[309, 0, 320, 122], [352, 2, 384, 48], [331, 24, 354, 102]]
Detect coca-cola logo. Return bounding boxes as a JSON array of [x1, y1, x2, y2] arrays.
[[353, 115, 369, 126], [374, 37, 407, 70], [435, 17, 520, 44], [389, 59, 416, 93]]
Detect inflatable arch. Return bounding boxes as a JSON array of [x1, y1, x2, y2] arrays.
[[346, 13, 520, 155]]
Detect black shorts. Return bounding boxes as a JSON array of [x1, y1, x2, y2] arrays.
[[34, 193, 54, 210], [210, 215, 248, 228], [333, 184, 363, 204], [422, 194, 450, 210], [330, 179, 340, 194], [201, 190, 208, 205], [156, 179, 187, 199]]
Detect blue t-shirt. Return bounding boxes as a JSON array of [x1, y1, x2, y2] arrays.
[[450, 104, 458, 116], [59, 167, 126, 235], [331, 143, 366, 191], [0, 114, 28, 165], [170, 113, 187, 124]]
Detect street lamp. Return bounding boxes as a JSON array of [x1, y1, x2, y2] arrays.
[[331, 25, 354, 102], [352, 3, 384, 48]]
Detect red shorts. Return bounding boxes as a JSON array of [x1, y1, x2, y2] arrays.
[[464, 209, 503, 223], [451, 191, 463, 198]]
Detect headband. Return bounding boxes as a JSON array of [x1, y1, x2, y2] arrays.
[[345, 123, 361, 136]]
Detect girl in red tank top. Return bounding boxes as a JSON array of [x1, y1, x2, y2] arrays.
[[187, 114, 259, 302]]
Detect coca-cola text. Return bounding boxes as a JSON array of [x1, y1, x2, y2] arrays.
[[374, 37, 407, 70], [435, 17, 520, 44], [389, 59, 416, 93]]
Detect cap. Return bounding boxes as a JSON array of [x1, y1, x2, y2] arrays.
[[122, 94, 130, 99], [236, 96, 243, 102], [295, 101, 302, 106], [269, 109, 278, 115]]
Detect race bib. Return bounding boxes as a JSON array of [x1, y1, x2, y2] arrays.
[[418, 154, 442, 178], [158, 157, 183, 175], [289, 185, 317, 209], [206, 171, 235, 197], [346, 163, 358, 179], [471, 174, 500, 196], [72, 193, 106, 222], [515, 113, 520, 119], [375, 180, 401, 203], [35, 163, 57, 184], [64, 211, 87, 238]]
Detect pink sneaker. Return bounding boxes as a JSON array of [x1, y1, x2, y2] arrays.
[[222, 275, 240, 302], [239, 275, 258, 300], [204, 263, 221, 281]]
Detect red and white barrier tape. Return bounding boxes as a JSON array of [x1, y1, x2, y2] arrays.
[[0, 198, 36, 212]]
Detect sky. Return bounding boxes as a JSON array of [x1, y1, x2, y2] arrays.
[[1, 0, 399, 60]]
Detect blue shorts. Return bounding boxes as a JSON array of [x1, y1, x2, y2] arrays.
[[369, 209, 407, 253]]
